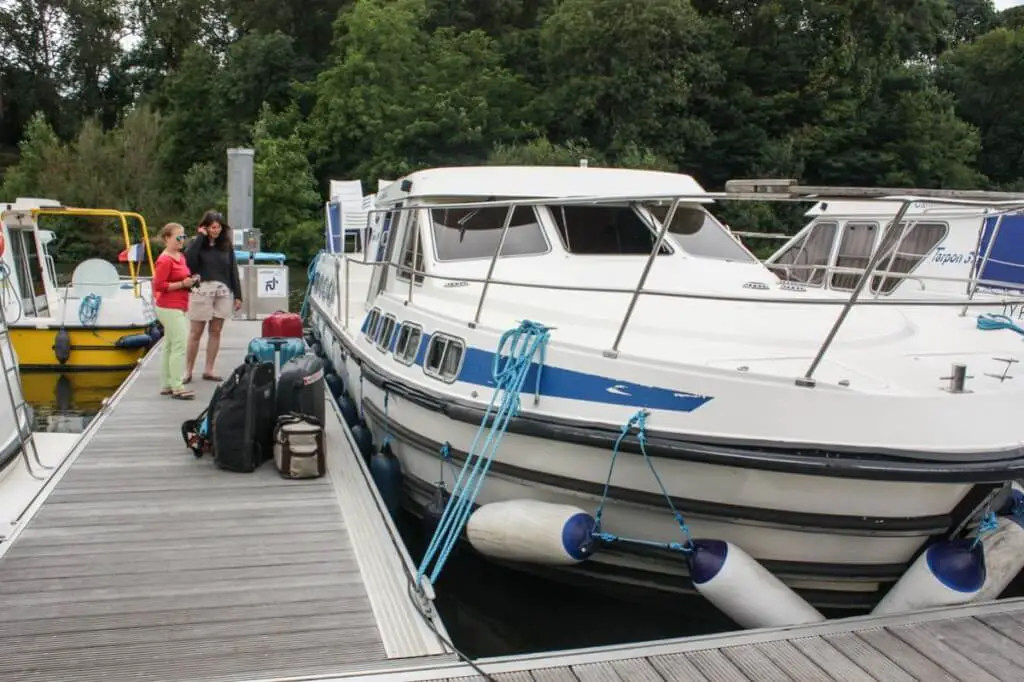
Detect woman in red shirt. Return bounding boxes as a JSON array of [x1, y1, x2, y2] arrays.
[[153, 222, 197, 399]]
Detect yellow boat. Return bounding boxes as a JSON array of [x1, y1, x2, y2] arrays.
[[0, 199, 161, 371]]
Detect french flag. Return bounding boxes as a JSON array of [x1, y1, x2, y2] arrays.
[[117, 243, 146, 263]]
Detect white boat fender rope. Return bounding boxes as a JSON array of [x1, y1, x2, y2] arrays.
[[975, 483, 1024, 602]]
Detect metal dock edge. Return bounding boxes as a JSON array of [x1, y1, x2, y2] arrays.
[[0, 321, 454, 682], [301, 596, 1024, 681]]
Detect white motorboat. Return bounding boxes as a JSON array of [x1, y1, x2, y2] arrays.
[[306, 166, 1024, 612]]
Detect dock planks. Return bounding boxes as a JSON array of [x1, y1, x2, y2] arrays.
[[0, 321, 452, 682]]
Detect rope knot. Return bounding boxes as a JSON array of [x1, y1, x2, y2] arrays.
[[972, 510, 1000, 548]]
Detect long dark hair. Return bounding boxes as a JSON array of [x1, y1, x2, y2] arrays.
[[198, 210, 233, 252]]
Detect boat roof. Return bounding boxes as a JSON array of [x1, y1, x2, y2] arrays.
[[374, 166, 710, 205]]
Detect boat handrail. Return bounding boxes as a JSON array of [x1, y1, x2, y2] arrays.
[[29, 207, 157, 296], [349, 185, 1024, 386], [348, 254, 1024, 308]]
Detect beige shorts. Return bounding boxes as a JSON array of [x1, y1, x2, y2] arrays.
[[188, 281, 234, 321]]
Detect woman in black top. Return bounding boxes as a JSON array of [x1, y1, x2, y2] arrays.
[[183, 210, 243, 383]]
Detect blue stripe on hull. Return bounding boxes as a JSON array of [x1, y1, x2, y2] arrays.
[[359, 312, 713, 413]]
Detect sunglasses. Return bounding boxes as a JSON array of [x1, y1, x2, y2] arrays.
[[175, 235, 186, 242]]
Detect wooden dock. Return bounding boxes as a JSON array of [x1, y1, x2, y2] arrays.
[[331, 597, 1024, 681], [0, 321, 454, 682]]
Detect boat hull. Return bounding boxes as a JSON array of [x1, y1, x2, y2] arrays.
[[11, 325, 152, 371], [309, 308, 997, 612]]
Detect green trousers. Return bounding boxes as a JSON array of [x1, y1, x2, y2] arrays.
[[155, 306, 188, 391]]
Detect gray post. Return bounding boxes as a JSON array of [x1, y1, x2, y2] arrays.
[[227, 147, 255, 237]]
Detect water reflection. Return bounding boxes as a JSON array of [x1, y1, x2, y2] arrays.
[[20, 370, 131, 433]]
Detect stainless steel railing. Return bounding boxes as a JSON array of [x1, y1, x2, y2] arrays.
[[322, 185, 1024, 386]]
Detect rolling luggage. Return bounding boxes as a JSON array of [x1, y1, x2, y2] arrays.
[[273, 413, 326, 479], [262, 311, 303, 338], [276, 353, 326, 424], [247, 336, 306, 381], [210, 358, 277, 473]]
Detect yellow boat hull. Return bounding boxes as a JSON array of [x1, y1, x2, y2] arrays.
[[11, 325, 154, 371]]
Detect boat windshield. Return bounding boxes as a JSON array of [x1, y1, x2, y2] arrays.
[[643, 202, 757, 263]]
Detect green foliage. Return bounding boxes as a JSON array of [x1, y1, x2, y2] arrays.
[[1, 113, 62, 199], [311, 0, 533, 186], [939, 27, 1024, 185], [251, 103, 322, 263], [538, 0, 714, 160], [3, 0, 1024, 268]]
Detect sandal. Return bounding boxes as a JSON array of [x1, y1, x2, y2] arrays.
[[171, 389, 196, 400], [160, 388, 172, 396], [202, 373, 222, 382], [182, 375, 192, 385]]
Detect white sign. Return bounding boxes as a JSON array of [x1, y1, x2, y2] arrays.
[[257, 267, 287, 298]]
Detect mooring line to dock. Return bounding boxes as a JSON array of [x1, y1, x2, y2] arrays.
[[415, 320, 551, 588]]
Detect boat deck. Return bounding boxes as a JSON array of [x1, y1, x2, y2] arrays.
[[0, 321, 453, 682], [343, 597, 1024, 681]]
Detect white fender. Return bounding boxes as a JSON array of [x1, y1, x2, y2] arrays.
[[688, 539, 825, 629], [466, 499, 596, 566], [873, 539, 986, 616], [976, 484, 1024, 602], [976, 515, 1024, 602]]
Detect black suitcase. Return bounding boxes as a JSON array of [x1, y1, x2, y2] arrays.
[[276, 353, 326, 425], [211, 358, 277, 472]]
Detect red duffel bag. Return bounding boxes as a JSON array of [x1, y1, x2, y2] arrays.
[[262, 311, 303, 338]]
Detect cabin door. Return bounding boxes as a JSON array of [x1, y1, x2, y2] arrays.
[[366, 203, 401, 304], [6, 226, 51, 318]]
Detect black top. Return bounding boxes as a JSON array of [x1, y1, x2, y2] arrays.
[[185, 237, 243, 301]]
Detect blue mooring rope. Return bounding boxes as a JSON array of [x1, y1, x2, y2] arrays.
[[977, 313, 1024, 336], [416, 320, 551, 587], [972, 510, 1000, 549], [79, 294, 101, 327], [437, 440, 460, 488], [592, 409, 695, 554]]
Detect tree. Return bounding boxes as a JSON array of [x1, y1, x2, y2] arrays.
[[939, 27, 1024, 186], [538, 0, 715, 163], [251, 103, 322, 262], [156, 45, 226, 187], [312, 0, 532, 185]]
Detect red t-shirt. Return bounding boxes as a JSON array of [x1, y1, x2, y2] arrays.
[[153, 252, 191, 311]]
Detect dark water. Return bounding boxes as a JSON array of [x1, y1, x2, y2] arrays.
[[25, 263, 735, 658]]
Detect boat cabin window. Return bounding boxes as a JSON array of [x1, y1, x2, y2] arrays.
[[549, 205, 671, 255], [831, 222, 880, 290], [375, 313, 397, 352], [397, 210, 425, 284], [768, 221, 838, 286], [363, 307, 382, 340], [430, 202, 549, 261], [423, 333, 464, 383], [644, 203, 756, 262], [870, 221, 947, 295], [393, 322, 423, 365]]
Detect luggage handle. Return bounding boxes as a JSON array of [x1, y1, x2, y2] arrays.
[[277, 411, 322, 428]]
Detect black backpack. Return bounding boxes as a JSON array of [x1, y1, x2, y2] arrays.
[[210, 356, 277, 473], [181, 382, 227, 458]]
